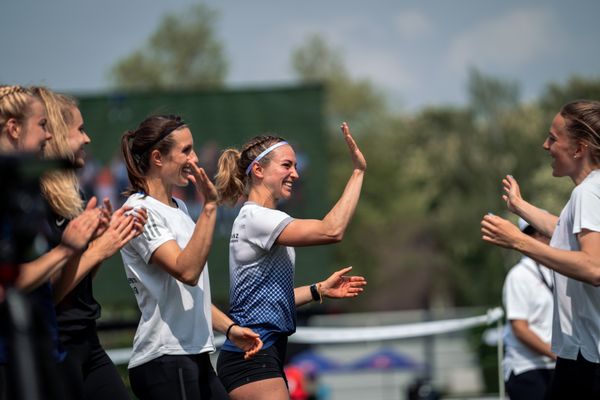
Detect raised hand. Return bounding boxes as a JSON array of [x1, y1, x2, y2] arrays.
[[320, 266, 367, 299], [502, 175, 524, 214], [341, 122, 367, 171], [228, 325, 264, 360], [187, 162, 218, 204]]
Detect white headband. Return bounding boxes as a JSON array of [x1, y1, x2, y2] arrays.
[[245, 141, 289, 176]]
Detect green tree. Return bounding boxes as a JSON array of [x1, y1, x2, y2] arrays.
[[109, 4, 227, 90], [292, 35, 443, 310]]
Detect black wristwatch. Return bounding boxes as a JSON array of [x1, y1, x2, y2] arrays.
[[310, 283, 321, 302]]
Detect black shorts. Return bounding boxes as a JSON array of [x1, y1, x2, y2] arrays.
[[129, 353, 228, 400], [216, 335, 288, 393]]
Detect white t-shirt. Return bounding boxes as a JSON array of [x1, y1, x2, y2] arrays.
[[550, 169, 600, 363], [502, 256, 555, 379], [223, 202, 295, 351], [120, 193, 214, 369]]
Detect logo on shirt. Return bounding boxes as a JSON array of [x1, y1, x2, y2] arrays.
[[55, 218, 66, 227]]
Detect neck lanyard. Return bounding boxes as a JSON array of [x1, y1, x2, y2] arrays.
[[535, 262, 553, 293]]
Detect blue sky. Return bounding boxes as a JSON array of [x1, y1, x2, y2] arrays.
[[2, 0, 599, 110]]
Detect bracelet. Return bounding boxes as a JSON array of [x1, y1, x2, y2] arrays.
[[225, 322, 239, 340], [310, 283, 322, 303]]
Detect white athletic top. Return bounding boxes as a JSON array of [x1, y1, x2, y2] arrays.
[[502, 256, 555, 379], [550, 169, 600, 363], [222, 202, 295, 352], [120, 193, 214, 369]]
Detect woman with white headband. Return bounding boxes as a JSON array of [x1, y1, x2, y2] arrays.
[[214, 123, 368, 400]]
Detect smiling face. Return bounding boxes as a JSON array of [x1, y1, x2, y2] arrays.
[[20, 99, 51, 155], [159, 127, 198, 187], [66, 107, 90, 168], [543, 113, 580, 179], [258, 144, 299, 202]]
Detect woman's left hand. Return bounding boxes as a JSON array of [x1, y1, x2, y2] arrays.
[[228, 326, 264, 360], [320, 266, 367, 299], [341, 122, 367, 172], [481, 214, 524, 249], [91, 205, 147, 260], [187, 163, 218, 204]]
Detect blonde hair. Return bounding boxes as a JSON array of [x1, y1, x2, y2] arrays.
[[215, 135, 285, 205], [32, 87, 84, 219], [0, 85, 36, 138]]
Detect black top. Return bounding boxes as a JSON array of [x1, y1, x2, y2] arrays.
[[46, 199, 101, 339], [0, 200, 67, 364]]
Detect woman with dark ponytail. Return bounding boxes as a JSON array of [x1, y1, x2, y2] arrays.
[[215, 123, 368, 400], [119, 115, 262, 400]]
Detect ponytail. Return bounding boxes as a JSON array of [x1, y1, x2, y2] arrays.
[[215, 148, 245, 205], [121, 129, 149, 195]]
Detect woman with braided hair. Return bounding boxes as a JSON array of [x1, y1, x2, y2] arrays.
[[0, 85, 104, 291], [119, 114, 262, 400], [214, 123, 368, 400], [0, 85, 107, 400]]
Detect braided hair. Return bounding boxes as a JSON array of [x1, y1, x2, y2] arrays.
[[0, 85, 36, 138], [215, 135, 286, 205]]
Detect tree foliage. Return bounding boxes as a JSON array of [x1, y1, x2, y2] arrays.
[[109, 4, 227, 90], [291, 34, 600, 311]]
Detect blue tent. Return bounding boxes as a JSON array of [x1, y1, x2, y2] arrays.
[[289, 350, 342, 374], [348, 347, 421, 371]]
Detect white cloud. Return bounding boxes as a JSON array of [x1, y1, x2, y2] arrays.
[[346, 48, 415, 91], [279, 17, 414, 91], [446, 7, 562, 73], [392, 10, 434, 38]]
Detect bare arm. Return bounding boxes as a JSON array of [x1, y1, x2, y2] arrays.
[[511, 319, 556, 360], [17, 245, 76, 291], [502, 175, 559, 238], [16, 199, 104, 291], [295, 266, 367, 307], [151, 166, 217, 286], [52, 206, 146, 303], [278, 123, 366, 246], [482, 215, 600, 285], [211, 305, 262, 359]]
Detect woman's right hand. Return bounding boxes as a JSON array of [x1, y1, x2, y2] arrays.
[[481, 213, 525, 250], [502, 175, 523, 214], [228, 326, 264, 360], [187, 163, 218, 204], [341, 122, 366, 171]]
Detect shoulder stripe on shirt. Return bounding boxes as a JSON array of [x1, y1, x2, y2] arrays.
[[144, 213, 161, 239]]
